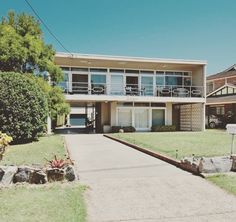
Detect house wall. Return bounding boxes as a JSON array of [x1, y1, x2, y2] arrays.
[[192, 66, 204, 87], [180, 103, 204, 131]]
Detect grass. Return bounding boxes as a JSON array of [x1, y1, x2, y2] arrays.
[[112, 130, 233, 159], [0, 183, 86, 222], [0, 134, 87, 222], [1, 135, 66, 166], [207, 174, 236, 196]]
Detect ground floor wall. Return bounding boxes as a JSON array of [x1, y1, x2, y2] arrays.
[[65, 101, 205, 132]]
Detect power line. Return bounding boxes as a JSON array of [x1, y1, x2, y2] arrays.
[[24, 0, 73, 55]]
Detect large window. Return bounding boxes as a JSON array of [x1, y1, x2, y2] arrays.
[[118, 109, 132, 126], [58, 72, 69, 92], [156, 71, 192, 87], [141, 76, 153, 96], [134, 109, 149, 128], [91, 74, 106, 94]]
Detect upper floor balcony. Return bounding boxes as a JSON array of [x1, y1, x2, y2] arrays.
[[58, 81, 204, 98]]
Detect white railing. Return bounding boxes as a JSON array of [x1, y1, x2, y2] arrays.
[[57, 82, 204, 98], [156, 85, 203, 98]]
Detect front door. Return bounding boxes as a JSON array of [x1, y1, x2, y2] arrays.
[[152, 109, 165, 126]]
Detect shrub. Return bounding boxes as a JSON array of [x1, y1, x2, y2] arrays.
[[122, 126, 136, 132], [111, 126, 121, 133], [0, 72, 48, 143], [0, 131, 13, 160], [111, 126, 136, 133], [151, 125, 176, 132]]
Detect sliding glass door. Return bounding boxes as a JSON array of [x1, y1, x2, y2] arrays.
[[141, 76, 153, 96], [111, 75, 124, 95], [134, 109, 149, 129]]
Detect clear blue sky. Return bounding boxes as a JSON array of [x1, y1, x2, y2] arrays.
[[1, 0, 236, 75]]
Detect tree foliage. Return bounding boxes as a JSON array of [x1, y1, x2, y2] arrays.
[[31, 76, 70, 123], [0, 11, 63, 83], [0, 72, 49, 143]]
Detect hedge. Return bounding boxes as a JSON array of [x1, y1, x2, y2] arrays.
[[151, 125, 176, 132], [111, 126, 136, 133], [0, 72, 48, 143]]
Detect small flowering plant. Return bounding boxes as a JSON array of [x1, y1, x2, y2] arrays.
[[46, 155, 74, 169], [0, 132, 13, 160]]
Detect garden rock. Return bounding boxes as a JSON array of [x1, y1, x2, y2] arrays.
[[231, 155, 236, 171], [13, 166, 35, 183], [198, 156, 232, 173], [29, 170, 47, 184], [64, 165, 77, 181], [0, 166, 18, 185], [0, 167, 4, 181], [46, 168, 64, 182]]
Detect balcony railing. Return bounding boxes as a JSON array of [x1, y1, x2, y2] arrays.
[[58, 82, 204, 98]]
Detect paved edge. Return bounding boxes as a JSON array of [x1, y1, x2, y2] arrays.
[[104, 134, 205, 178]]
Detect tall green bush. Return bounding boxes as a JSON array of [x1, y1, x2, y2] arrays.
[[0, 72, 48, 143]]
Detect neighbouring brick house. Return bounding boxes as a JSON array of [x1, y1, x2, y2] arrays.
[[206, 65, 236, 128]]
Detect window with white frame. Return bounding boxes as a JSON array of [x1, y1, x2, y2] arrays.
[[118, 109, 132, 126]]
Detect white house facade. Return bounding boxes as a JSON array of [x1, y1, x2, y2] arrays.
[[55, 52, 206, 133]]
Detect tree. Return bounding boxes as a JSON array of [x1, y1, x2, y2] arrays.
[[0, 11, 70, 129], [31, 76, 70, 128], [0, 11, 63, 83], [0, 72, 48, 143]]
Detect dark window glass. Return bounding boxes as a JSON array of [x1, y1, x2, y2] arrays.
[[125, 70, 139, 74], [71, 67, 89, 72], [61, 67, 70, 71], [151, 103, 166, 107], [110, 69, 124, 73], [90, 68, 107, 72]]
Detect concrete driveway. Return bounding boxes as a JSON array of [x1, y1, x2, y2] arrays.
[[65, 134, 236, 222]]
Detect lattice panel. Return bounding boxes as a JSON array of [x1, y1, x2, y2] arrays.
[[180, 104, 203, 131]]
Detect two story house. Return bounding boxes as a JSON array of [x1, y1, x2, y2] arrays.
[[206, 64, 236, 128], [55, 52, 206, 133]]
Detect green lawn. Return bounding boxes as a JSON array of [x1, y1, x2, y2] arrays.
[[1, 135, 66, 165], [0, 183, 86, 222], [112, 130, 233, 159], [207, 174, 236, 196], [0, 134, 86, 222]]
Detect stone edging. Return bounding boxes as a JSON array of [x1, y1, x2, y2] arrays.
[[63, 136, 79, 180], [103, 134, 204, 177], [63, 136, 72, 158]]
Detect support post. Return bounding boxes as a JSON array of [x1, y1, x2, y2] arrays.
[[231, 134, 235, 155]]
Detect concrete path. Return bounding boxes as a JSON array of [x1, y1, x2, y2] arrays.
[[65, 134, 236, 222]]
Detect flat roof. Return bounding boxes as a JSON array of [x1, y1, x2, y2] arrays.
[[56, 52, 207, 66]]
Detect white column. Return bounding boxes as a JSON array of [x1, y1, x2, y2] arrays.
[[166, 102, 173, 125], [66, 114, 70, 126], [132, 106, 135, 127], [110, 102, 117, 126], [106, 71, 111, 95], [202, 103, 206, 131], [149, 108, 152, 129]]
